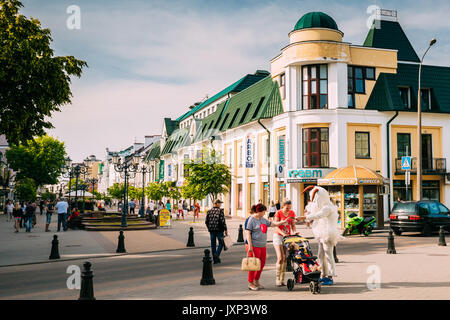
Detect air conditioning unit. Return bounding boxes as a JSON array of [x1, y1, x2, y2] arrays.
[[445, 173, 450, 185]]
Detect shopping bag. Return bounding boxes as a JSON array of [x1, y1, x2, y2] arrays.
[[241, 254, 261, 271], [223, 234, 233, 251]]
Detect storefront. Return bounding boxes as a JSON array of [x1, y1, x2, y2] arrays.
[[318, 165, 389, 229], [286, 168, 336, 215]]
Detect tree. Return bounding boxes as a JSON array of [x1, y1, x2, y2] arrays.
[[184, 150, 231, 203], [68, 178, 87, 191], [107, 183, 125, 200], [40, 191, 56, 201], [0, 0, 88, 145], [15, 177, 36, 202], [5, 135, 66, 186], [145, 182, 165, 202], [128, 185, 143, 201]]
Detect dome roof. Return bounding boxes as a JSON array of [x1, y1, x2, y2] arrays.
[[294, 12, 339, 32]]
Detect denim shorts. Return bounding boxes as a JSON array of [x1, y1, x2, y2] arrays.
[[46, 213, 52, 224]]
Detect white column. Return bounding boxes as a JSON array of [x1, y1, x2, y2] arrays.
[[289, 65, 298, 112], [255, 133, 261, 205], [328, 63, 348, 109]]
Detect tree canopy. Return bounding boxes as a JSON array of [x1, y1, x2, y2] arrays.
[[15, 177, 36, 202], [5, 135, 66, 187], [0, 0, 87, 144]]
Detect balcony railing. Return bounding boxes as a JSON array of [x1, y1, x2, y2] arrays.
[[395, 158, 446, 174]]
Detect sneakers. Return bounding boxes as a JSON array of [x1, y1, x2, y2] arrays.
[[321, 277, 334, 286]]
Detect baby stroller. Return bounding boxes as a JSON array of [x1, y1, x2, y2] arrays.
[[283, 235, 322, 294]]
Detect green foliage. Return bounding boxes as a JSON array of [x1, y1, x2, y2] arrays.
[[184, 150, 231, 203], [0, 0, 88, 144], [5, 135, 66, 186], [68, 177, 87, 191], [15, 177, 36, 201], [145, 182, 165, 201], [107, 183, 125, 200], [40, 191, 56, 201], [128, 185, 143, 201], [92, 190, 103, 201]]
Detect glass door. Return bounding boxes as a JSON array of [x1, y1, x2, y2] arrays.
[[422, 134, 432, 170]]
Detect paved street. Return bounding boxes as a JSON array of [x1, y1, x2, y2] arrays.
[[0, 211, 448, 300]]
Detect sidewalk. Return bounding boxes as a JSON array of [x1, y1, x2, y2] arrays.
[[0, 211, 314, 267]]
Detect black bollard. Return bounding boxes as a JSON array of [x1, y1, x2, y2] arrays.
[[116, 230, 126, 253], [49, 235, 60, 260], [237, 224, 244, 243], [333, 246, 339, 263], [78, 261, 96, 300], [187, 227, 195, 247], [200, 249, 215, 285], [438, 226, 447, 246], [387, 230, 397, 254]]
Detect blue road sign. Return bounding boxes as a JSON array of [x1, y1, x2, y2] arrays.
[[401, 156, 412, 170]]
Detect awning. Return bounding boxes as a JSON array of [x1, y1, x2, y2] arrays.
[[317, 165, 388, 186]]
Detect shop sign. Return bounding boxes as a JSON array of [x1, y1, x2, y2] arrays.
[[159, 209, 171, 227], [287, 168, 335, 183], [275, 164, 285, 178], [168, 164, 172, 177], [158, 160, 165, 180], [245, 134, 254, 168], [278, 136, 285, 165]]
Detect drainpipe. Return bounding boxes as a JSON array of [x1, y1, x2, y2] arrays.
[[258, 119, 271, 204], [386, 111, 399, 215]]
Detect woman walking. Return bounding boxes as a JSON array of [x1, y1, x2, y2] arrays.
[[268, 201, 277, 221], [273, 200, 298, 286], [245, 203, 288, 291], [24, 202, 36, 232], [13, 202, 23, 233]]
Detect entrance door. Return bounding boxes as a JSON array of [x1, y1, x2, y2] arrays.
[[422, 134, 432, 170]]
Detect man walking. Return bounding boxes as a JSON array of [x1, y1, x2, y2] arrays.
[[129, 199, 136, 214], [24, 202, 36, 232], [205, 199, 228, 264], [55, 198, 69, 232], [6, 200, 13, 221]]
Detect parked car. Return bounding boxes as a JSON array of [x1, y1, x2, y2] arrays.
[[389, 200, 450, 236]]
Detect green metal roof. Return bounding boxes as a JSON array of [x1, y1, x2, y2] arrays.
[[160, 127, 191, 156], [364, 20, 420, 63], [193, 76, 284, 143], [164, 118, 179, 136], [366, 63, 450, 113], [176, 71, 270, 122], [294, 12, 339, 32], [145, 141, 161, 161]]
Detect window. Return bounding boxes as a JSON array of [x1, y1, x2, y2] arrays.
[[219, 113, 229, 131], [420, 89, 431, 110], [237, 184, 243, 209], [228, 109, 240, 129], [240, 103, 252, 124], [393, 180, 413, 202], [279, 73, 286, 100], [302, 128, 329, 168], [422, 181, 440, 201], [262, 137, 269, 164], [399, 87, 411, 109], [366, 67, 375, 80], [397, 133, 411, 158], [302, 64, 328, 109], [239, 144, 243, 167], [355, 132, 370, 158], [348, 66, 376, 108], [252, 97, 265, 119]]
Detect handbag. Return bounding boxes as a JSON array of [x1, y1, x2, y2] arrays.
[[241, 253, 261, 271], [223, 234, 233, 251]]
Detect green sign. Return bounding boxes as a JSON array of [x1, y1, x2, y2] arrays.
[[159, 160, 165, 181]]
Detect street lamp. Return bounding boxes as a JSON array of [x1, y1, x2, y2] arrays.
[[135, 157, 152, 217], [61, 157, 89, 211], [416, 38, 437, 201], [111, 153, 138, 227]]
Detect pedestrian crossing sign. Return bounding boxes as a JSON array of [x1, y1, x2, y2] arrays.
[[401, 156, 412, 170]]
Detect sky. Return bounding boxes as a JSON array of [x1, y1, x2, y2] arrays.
[[18, 0, 450, 162]]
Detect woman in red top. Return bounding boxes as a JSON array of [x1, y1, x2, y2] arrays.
[[273, 200, 297, 286]]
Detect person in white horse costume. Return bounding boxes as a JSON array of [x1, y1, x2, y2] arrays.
[[303, 186, 340, 286]]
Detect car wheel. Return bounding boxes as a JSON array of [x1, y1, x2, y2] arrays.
[[422, 223, 432, 237], [392, 228, 402, 236]]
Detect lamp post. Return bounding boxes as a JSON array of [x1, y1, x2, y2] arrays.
[[416, 38, 437, 201], [62, 157, 89, 211], [135, 159, 151, 217], [111, 153, 140, 227]]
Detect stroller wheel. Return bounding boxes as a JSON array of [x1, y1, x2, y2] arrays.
[[315, 282, 321, 294], [287, 279, 295, 291], [309, 282, 315, 294]]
